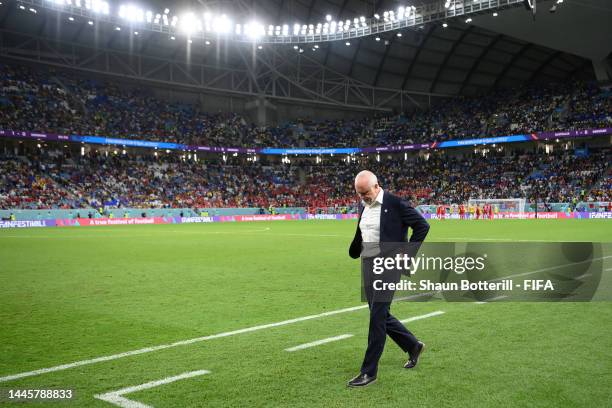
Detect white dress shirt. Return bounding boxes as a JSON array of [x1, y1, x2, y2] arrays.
[[359, 189, 384, 257]]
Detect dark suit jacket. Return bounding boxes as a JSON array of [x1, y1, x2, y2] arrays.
[[349, 191, 430, 259]]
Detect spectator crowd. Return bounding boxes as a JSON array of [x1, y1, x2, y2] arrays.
[[1, 61, 609, 212], [1, 147, 609, 211], [1, 62, 611, 148]]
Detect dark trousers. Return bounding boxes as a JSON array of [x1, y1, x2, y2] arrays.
[[360, 257, 418, 377]]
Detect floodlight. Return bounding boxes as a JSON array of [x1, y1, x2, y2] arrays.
[[90, 1, 109, 15], [118, 5, 144, 23], [245, 22, 264, 40], [179, 12, 201, 35], [212, 14, 231, 33]]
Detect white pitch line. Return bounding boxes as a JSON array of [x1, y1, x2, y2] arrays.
[[0, 228, 344, 239], [440, 237, 555, 242], [285, 334, 354, 352], [1, 255, 610, 383], [0, 304, 368, 383], [475, 295, 509, 304], [0, 228, 274, 239], [94, 369, 210, 408], [488, 255, 612, 282], [399, 310, 445, 323]]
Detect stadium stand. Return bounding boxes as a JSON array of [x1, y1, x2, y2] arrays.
[[1, 62, 610, 148], [1, 61, 610, 216], [1, 147, 609, 212]]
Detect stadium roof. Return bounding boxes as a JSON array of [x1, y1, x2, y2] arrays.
[[0, 0, 609, 111]]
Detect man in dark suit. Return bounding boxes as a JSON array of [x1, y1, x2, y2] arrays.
[[347, 170, 430, 387]]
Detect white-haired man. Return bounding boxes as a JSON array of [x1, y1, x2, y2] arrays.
[[347, 170, 430, 387]]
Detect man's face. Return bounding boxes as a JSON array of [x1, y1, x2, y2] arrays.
[[355, 181, 380, 206]]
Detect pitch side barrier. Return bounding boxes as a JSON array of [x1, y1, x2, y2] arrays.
[[0, 212, 611, 229], [423, 212, 612, 220], [0, 214, 356, 228]]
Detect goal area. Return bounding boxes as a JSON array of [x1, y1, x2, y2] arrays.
[[467, 198, 527, 214]]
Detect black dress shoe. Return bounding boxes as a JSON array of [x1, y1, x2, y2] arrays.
[[404, 341, 425, 369], [347, 373, 377, 387]]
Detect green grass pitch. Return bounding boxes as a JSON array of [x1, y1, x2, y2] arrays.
[[0, 219, 611, 407]]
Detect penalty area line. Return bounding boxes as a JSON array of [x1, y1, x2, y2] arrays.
[[2, 256, 609, 383], [399, 310, 445, 323], [475, 295, 509, 304], [0, 293, 433, 383], [0, 304, 368, 383], [94, 369, 210, 408], [285, 334, 354, 352], [285, 311, 445, 352]]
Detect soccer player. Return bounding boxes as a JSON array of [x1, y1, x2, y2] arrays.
[[459, 203, 465, 220]]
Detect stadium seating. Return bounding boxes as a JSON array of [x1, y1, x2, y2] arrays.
[[1, 62, 609, 214], [1, 62, 610, 148], [1, 148, 609, 212]]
